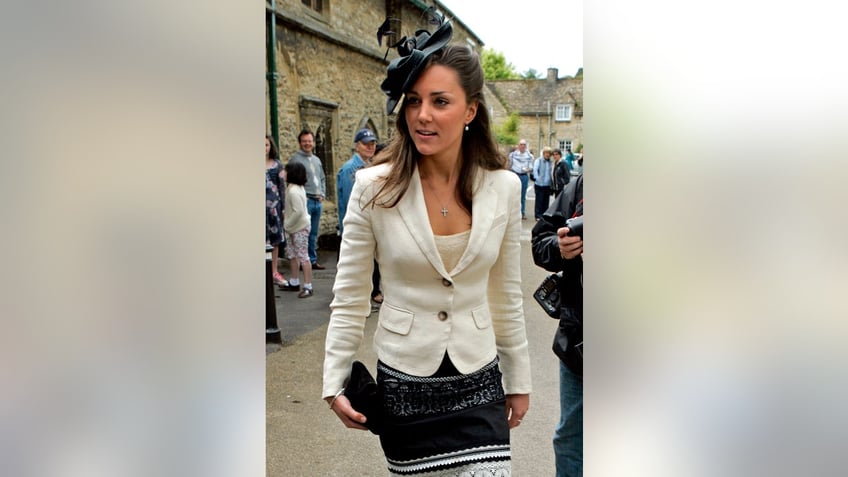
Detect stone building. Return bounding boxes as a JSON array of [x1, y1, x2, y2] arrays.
[[265, 0, 583, 244], [487, 67, 584, 156], [265, 0, 484, 242]]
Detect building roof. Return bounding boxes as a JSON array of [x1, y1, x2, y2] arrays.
[[486, 71, 583, 116]]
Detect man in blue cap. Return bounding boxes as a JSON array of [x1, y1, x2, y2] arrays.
[[336, 127, 383, 304]]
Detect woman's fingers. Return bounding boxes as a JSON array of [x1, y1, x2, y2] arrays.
[[330, 395, 369, 430]]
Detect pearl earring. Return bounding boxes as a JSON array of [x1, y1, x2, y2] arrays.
[[464, 124, 469, 131]]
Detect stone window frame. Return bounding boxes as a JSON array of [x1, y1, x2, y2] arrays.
[[555, 104, 572, 122], [301, 0, 327, 17]]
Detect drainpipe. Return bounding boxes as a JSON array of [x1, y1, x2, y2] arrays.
[[537, 114, 542, 153], [266, 2, 280, 149], [547, 101, 553, 147]]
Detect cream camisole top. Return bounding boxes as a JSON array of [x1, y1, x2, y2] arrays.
[[433, 230, 471, 273]]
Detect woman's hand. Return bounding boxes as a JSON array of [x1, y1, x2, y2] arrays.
[[557, 227, 583, 260], [325, 394, 369, 431], [505, 393, 530, 429]]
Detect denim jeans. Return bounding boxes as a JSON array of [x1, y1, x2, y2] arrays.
[[554, 361, 582, 477], [518, 173, 529, 217], [307, 197, 322, 264]]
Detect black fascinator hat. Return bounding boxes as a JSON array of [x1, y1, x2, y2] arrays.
[[378, 11, 453, 115]]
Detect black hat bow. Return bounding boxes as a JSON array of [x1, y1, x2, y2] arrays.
[[377, 12, 453, 115]]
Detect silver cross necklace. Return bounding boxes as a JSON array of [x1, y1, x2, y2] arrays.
[[422, 176, 451, 217]]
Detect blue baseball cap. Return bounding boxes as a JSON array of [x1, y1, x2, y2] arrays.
[[354, 128, 377, 143]]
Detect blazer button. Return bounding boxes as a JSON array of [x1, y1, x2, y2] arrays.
[[442, 278, 452, 287], [437, 311, 448, 321]]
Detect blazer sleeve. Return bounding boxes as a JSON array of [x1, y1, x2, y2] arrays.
[[322, 174, 377, 398], [487, 173, 532, 395]]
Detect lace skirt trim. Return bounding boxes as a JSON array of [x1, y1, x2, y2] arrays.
[[377, 357, 511, 477]]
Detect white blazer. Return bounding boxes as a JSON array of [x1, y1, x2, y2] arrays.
[[322, 164, 532, 398]]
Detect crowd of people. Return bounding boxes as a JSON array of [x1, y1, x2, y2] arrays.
[[267, 14, 583, 477], [265, 129, 327, 299], [265, 126, 386, 301]]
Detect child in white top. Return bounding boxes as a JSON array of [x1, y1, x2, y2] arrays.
[[282, 161, 313, 298]]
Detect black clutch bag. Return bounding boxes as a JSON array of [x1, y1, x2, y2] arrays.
[[343, 361, 384, 435]]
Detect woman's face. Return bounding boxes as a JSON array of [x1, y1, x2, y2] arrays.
[[265, 137, 271, 157], [404, 64, 477, 161]]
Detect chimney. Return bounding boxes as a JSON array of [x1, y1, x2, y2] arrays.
[[547, 67, 558, 83]]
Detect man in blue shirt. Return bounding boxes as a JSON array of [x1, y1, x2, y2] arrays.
[[508, 139, 534, 220], [532, 147, 555, 220], [336, 128, 383, 304], [337, 128, 377, 234]]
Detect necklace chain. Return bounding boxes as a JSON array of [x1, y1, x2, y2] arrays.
[[421, 177, 451, 217]]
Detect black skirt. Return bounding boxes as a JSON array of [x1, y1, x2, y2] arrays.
[[377, 356, 511, 476]]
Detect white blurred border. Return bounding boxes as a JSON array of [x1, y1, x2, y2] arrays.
[[589, 1, 848, 476], [0, 2, 265, 476]]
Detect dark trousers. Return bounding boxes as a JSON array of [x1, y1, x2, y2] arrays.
[[371, 260, 382, 298], [534, 184, 552, 219]]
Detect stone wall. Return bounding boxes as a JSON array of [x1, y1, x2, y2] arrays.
[[268, 0, 485, 244], [270, 0, 392, 240]]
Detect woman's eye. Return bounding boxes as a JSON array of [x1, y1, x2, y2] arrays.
[[435, 98, 449, 105], [406, 97, 421, 105]]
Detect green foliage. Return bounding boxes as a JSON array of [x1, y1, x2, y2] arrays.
[[574, 143, 583, 153], [481, 48, 520, 80], [521, 68, 542, 79], [495, 112, 521, 146]]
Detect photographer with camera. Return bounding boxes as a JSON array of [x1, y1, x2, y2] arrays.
[[531, 173, 583, 477]]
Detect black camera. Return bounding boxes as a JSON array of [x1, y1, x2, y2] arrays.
[[533, 273, 561, 319], [565, 216, 583, 238]]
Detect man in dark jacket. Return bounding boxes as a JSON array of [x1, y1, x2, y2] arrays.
[[531, 174, 583, 477]]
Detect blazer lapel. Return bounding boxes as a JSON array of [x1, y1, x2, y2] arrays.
[[396, 168, 450, 277], [451, 170, 496, 276]]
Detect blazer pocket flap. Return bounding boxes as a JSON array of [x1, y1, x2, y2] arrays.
[[471, 305, 492, 329], [379, 305, 414, 335]]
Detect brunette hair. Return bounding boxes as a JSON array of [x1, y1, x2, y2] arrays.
[[266, 134, 279, 160], [297, 129, 314, 143], [368, 44, 507, 213], [284, 161, 307, 186]]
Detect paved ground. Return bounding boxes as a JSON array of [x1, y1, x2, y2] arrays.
[[266, 195, 567, 476]]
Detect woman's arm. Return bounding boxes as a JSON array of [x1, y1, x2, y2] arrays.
[[322, 177, 377, 399]]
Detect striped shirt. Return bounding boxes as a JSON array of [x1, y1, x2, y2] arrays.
[[508, 150, 534, 175]]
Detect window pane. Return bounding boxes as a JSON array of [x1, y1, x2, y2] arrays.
[[555, 104, 571, 121]]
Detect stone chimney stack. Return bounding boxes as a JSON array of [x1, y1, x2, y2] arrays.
[[547, 67, 558, 83]]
